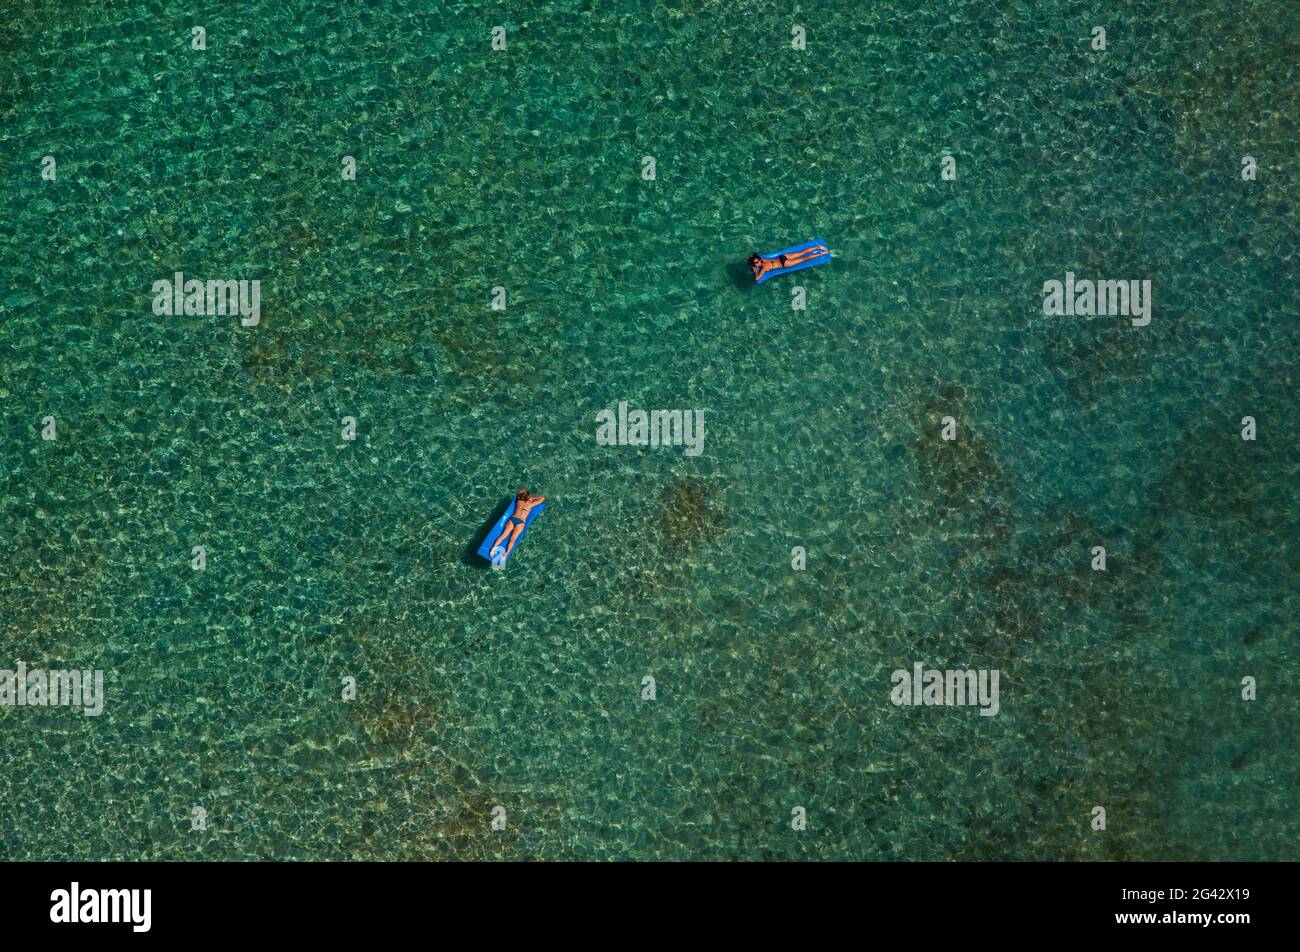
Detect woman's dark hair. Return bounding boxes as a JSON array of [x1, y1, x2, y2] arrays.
[[747, 253, 761, 267], [517, 489, 528, 499]]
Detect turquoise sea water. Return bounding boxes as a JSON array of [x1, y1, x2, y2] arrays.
[[1, 0, 1296, 860]]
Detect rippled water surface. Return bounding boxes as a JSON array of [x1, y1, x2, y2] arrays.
[[1, 0, 1296, 859]]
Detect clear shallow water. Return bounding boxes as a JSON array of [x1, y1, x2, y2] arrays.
[[1, 0, 1296, 859]]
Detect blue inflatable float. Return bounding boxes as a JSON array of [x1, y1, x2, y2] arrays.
[[476, 499, 546, 567], [751, 238, 831, 284]]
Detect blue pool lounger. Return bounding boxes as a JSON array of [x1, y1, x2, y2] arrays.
[[752, 238, 831, 284], [476, 499, 546, 566]]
